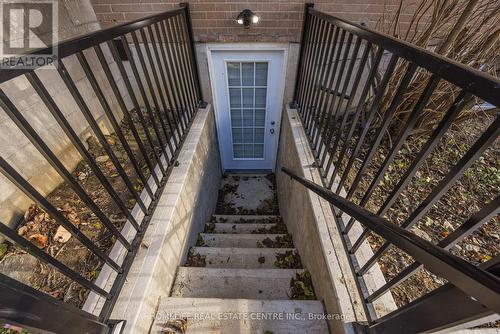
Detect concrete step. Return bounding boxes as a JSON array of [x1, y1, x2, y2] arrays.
[[191, 247, 298, 269], [199, 233, 293, 248], [206, 223, 284, 234], [211, 214, 281, 224], [171, 267, 302, 299], [152, 297, 329, 333]]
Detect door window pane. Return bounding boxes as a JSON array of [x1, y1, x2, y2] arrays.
[[254, 128, 264, 143], [242, 88, 253, 108], [243, 109, 253, 127], [233, 144, 244, 158], [244, 144, 254, 158], [254, 144, 264, 157], [232, 128, 243, 143], [242, 63, 254, 86], [255, 63, 268, 86], [228, 63, 240, 86], [243, 128, 253, 143], [255, 109, 265, 127], [231, 109, 242, 127], [229, 88, 241, 108], [255, 88, 266, 108]]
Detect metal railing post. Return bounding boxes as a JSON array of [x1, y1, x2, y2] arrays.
[[179, 2, 207, 108], [291, 2, 314, 108]]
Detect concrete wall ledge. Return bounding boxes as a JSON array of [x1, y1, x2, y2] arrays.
[[276, 106, 396, 334], [83, 105, 222, 334]]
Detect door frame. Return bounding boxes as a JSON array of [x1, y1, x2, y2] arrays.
[[206, 43, 289, 172]]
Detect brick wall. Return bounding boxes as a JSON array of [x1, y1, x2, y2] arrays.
[[91, 0, 420, 43]]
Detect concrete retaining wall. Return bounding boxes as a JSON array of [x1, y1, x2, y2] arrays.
[[276, 106, 397, 333], [86, 105, 222, 334]]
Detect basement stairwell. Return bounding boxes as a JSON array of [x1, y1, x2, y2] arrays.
[[151, 174, 330, 333], [0, 3, 498, 333]]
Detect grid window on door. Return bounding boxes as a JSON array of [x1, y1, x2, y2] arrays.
[[227, 62, 268, 159]]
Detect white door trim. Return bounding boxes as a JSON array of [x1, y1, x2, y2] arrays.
[[206, 43, 289, 172]]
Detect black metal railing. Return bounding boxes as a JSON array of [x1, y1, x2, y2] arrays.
[[0, 3, 203, 333], [291, 3, 499, 333]]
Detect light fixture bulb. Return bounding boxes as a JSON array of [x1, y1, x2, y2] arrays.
[[235, 9, 259, 29]]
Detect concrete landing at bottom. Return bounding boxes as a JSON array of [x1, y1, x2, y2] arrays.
[[152, 297, 329, 333]]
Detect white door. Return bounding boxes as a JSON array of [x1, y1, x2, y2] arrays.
[[210, 49, 286, 171]]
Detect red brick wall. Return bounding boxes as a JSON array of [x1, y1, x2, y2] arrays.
[[91, 0, 417, 43]]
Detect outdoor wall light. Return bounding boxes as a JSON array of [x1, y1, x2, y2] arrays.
[[236, 9, 259, 29]]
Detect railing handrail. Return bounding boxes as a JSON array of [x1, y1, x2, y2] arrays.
[[0, 273, 108, 334], [308, 8, 500, 107], [0, 7, 185, 84], [281, 167, 500, 314]]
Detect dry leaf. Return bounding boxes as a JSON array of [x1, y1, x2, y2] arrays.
[[24, 204, 38, 221], [165, 318, 188, 334], [96, 155, 109, 163], [59, 204, 81, 227], [33, 213, 46, 225], [28, 234, 48, 248], [53, 226, 71, 243], [18, 226, 28, 236]]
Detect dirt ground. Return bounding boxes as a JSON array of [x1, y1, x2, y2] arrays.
[[341, 112, 499, 313], [0, 108, 170, 308]]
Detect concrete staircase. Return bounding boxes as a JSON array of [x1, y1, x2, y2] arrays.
[[151, 174, 329, 333]]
